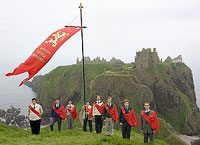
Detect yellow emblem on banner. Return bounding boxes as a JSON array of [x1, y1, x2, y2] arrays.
[[45, 31, 69, 47]]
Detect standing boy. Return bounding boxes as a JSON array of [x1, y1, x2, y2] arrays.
[[119, 99, 137, 140], [28, 98, 43, 135], [140, 102, 160, 143], [50, 99, 66, 131], [103, 97, 118, 136], [92, 95, 104, 134]]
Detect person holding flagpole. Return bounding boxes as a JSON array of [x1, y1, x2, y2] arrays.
[[80, 101, 93, 132], [50, 99, 66, 132], [119, 99, 137, 140], [92, 95, 104, 134], [66, 99, 78, 129], [28, 98, 43, 135]]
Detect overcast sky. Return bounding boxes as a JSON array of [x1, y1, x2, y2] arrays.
[[0, 0, 200, 90]]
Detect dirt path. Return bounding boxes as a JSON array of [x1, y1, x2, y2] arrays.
[[177, 135, 199, 145]]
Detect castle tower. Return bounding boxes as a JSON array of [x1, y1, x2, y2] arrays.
[[135, 48, 159, 69]]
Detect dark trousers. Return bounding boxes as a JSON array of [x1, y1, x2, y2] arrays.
[[50, 117, 62, 131], [30, 119, 41, 135], [122, 123, 131, 140], [144, 132, 154, 143], [95, 115, 103, 133], [83, 117, 92, 132]]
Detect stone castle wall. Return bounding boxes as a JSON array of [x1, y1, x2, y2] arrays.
[[135, 48, 159, 69]]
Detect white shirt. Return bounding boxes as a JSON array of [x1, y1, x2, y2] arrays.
[[66, 104, 75, 115], [93, 101, 104, 116], [28, 103, 43, 121]]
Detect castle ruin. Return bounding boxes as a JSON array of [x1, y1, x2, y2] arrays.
[[76, 56, 124, 65], [165, 55, 183, 63], [135, 48, 159, 69]]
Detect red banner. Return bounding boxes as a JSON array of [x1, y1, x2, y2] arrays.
[[5, 26, 81, 86]]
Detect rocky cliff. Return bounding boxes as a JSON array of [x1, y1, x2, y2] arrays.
[[27, 62, 200, 135]]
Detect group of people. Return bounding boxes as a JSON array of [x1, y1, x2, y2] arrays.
[[28, 95, 160, 143]]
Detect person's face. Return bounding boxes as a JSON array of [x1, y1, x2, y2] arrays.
[[68, 100, 72, 105], [124, 102, 129, 107], [32, 100, 36, 105], [86, 102, 90, 106], [97, 95, 100, 101], [144, 103, 150, 110], [107, 98, 112, 103], [55, 100, 60, 104]]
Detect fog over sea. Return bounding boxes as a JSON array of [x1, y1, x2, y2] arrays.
[[0, 75, 36, 115]]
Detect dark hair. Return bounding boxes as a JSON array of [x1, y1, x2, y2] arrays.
[[124, 99, 129, 103], [144, 102, 150, 106], [32, 98, 37, 101]]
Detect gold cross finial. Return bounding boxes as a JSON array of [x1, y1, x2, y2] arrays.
[[79, 3, 83, 9]]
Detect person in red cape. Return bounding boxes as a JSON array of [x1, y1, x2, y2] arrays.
[[80, 101, 93, 132], [50, 99, 66, 131], [66, 100, 78, 129], [119, 99, 137, 140], [139, 102, 160, 143], [103, 96, 118, 136], [28, 98, 43, 135], [92, 95, 104, 134]]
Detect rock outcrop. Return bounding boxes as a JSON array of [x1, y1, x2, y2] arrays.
[[0, 107, 29, 128]]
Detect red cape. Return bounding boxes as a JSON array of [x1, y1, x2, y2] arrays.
[[85, 106, 93, 118], [140, 111, 160, 132], [121, 107, 137, 127], [93, 102, 104, 115], [52, 105, 66, 120], [66, 106, 78, 121], [105, 104, 118, 122]]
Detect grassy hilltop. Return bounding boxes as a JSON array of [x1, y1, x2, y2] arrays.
[[0, 119, 185, 145]]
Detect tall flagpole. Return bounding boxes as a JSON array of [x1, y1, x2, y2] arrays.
[[79, 3, 86, 105]]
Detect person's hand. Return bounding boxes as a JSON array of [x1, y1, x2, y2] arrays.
[[153, 130, 156, 133], [119, 123, 123, 126], [104, 119, 106, 122]]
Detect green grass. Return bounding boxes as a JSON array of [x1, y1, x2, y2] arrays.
[[0, 123, 170, 145]]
